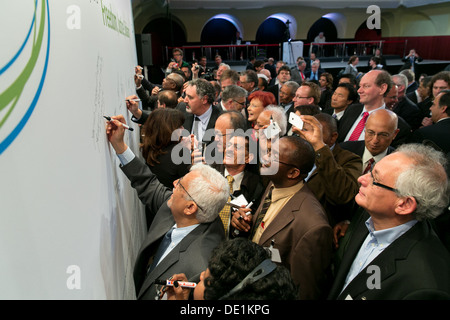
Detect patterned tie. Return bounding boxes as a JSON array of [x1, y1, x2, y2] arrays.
[[363, 158, 375, 174], [349, 112, 369, 141], [219, 175, 234, 237], [251, 185, 273, 240], [148, 228, 174, 274]]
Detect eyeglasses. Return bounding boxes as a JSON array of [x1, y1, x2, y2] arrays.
[[176, 178, 204, 211], [365, 129, 392, 139], [369, 167, 398, 193], [295, 96, 310, 99], [232, 100, 246, 107]]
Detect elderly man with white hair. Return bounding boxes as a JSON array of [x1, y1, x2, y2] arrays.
[[329, 143, 450, 300], [105, 114, 229, 300]]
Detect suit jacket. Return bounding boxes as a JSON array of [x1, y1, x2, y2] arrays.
[[328, 210, 450, 300], [211, 164, 265, 238], [120, 156, 225, 299], [337, 103, 412, 148], [406, 81, 419, 95], [290, 67, 306, 84], [266, 84, 280, 104], [393, 96, 421, 130], [408, 117, 450, 154], [252, 182, 333, 300], [400, 55, 423, 72], [306, 144, 362, 226]]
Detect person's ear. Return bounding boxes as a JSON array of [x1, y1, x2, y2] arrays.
[[394, 196, 417, 216]]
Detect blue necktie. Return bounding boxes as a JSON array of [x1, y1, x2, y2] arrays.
[[148, 228, 173, 274]]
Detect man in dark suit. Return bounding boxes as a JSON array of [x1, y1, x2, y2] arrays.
[[232, 136, 333, 300], [408, 90, 450, 154], [337, 70, 411, 148], [292, 113, 362, 227], [128, 79, 223, 147], [391, 73, 421, 130], [105, 115, 229, 300], [328, 143, 450, 300], [340, 109, 398, 174], [400, 48, 423, 73], [290, 59, 307, 84]]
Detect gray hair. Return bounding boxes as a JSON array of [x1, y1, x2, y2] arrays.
[[394, 144, 449, 221], [185, 163, 229, 223], [282, 81, 300, 95], [188, 78, 216, 105], [393, 74, 408, 89], [222, 84, 247, 102], [265, 105, 287, 136]]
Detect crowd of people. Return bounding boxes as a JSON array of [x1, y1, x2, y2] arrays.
[[105, 46, 450, 301]]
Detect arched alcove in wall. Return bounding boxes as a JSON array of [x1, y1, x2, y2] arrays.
[[200, 14, 243, 45], [255, 14, 297, 58], [307, 17, 338, 57]]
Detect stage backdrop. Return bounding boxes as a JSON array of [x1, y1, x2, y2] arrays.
[[0, 0, 146, 299]]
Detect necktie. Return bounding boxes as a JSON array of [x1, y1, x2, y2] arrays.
[[192, 116, 201, 142], [219, 175, 234, 237], [349, 112, 369, 141], [332, 113, 337, 119], [148, 228, 174, 274], [251, 186, 273, 240], [363, 157, 375, 174]]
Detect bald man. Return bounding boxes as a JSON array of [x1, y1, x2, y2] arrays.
[[340, 108, 399, 174]]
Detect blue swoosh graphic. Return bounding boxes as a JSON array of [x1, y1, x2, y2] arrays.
[[0, 0, 38, 76], [0, 0, 50, 155]]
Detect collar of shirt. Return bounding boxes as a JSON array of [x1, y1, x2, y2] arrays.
[[333, 109, 345, 120], [364, 217, 417, 247], [196, 105, 213, 123], [224, 168, 245, 193], [272, 180, 304, 203], [220, 100, 227, 111], [159, 224, 200, 263], [362, 147, 387, 167]]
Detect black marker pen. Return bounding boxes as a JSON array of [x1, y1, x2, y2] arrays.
[[104, 116, 134, 131]]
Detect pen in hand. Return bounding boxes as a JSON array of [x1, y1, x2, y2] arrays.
[[104, 116, 134, 131]]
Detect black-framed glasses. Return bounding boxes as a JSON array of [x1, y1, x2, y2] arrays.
[[176, 178, 204, 211], [232, 99, 247, 107], [369, 167, 398, 193]]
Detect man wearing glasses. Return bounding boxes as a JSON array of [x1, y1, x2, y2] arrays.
[[232, 135, 333, 300], [105, 114, 229, 300], [328, 143, 450, 300]]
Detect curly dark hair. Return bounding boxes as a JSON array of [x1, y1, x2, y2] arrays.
[[204, 238, 298, 300]]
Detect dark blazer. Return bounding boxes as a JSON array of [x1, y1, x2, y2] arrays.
[[328, 210, 450, 300], [406, 90, 418, 104], [406, 81, 419, 95], [400, 55, 423, 72], [339, 140, 395, 159], [252, 182, 333, 300], [337, 103, 412, 148], [120, 156, 225, 299], [266, 84, 280, 104], [393, 96, 421, 130], [290, 67, 306, 84], [408, 117, 450, 154], [211, 164, 265, 239]]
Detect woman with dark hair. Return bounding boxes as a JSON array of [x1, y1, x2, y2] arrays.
[[141, 108, 190, 189], [318, 72, 333, 110], [165, 238, 298, 300]]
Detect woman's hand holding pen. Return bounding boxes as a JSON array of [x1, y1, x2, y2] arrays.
[[165, 273, 191, 301], [106, 115, 128, 154]]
